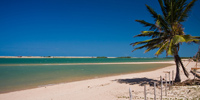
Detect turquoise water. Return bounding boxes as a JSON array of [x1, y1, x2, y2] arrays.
[[0, 58, 173, 93], [0, 58, 173, 64]]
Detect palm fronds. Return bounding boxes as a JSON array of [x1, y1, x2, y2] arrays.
[[131, 0, 199, 82]]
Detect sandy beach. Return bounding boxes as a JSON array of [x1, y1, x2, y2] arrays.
[[0, 60, 199, 100]]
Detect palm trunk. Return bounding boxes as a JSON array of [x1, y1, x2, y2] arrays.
[[174, 55, 181, 82], [174, 54, 189, 82], [177, 55, 189, 77]]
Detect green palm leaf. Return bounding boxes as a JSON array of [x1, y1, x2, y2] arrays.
[[167, 39, 174, 55], [173, 35, 186, 44], [155, 41, 169, 55], [173, 35, 200, 44], [135, 20, 157, 31], [146, 5, 158, 21], [178, 0, 197, 22], [134, 31, 163, 38]]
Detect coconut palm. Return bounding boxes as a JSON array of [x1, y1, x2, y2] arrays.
[[131, 0, 200, 82]]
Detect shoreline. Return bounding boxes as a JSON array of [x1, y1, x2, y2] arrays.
[[0, 60, 198, 100], [37, 62, 173, 86], [1, 63, 172, 94], [0, 62, 174, 94]]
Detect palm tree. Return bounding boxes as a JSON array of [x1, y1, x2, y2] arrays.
[[131, 0, 200, 82]]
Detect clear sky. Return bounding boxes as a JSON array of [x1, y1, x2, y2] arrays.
[[0, 0, 200, 57]]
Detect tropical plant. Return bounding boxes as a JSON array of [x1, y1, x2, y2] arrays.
[[131, 0, 200, 82]]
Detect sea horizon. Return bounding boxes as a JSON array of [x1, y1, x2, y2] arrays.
[[0, 56, 176, 58]]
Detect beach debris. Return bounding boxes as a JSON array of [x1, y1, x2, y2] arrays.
[[191, 69, 200, 79], [174, 79, 200, 86], [144, 84, 147, 100], [154, 82, 156, 100], [129, 88, 132, 100]]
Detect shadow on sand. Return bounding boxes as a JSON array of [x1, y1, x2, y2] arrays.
[[114, 77, 159, 87]]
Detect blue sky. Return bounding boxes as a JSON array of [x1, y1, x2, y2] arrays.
[[0, 0, 200, 57]]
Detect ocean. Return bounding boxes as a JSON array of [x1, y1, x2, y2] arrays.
[[0, 58, 173, 93]]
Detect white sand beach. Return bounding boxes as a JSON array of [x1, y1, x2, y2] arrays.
[[0, 60, 199, 100]]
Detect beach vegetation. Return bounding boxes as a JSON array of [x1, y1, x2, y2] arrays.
[[131, 0, 200, 82], [43, 56, 52, 58], [96, 56, 107, 58], [117, 56, 132, 58]]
